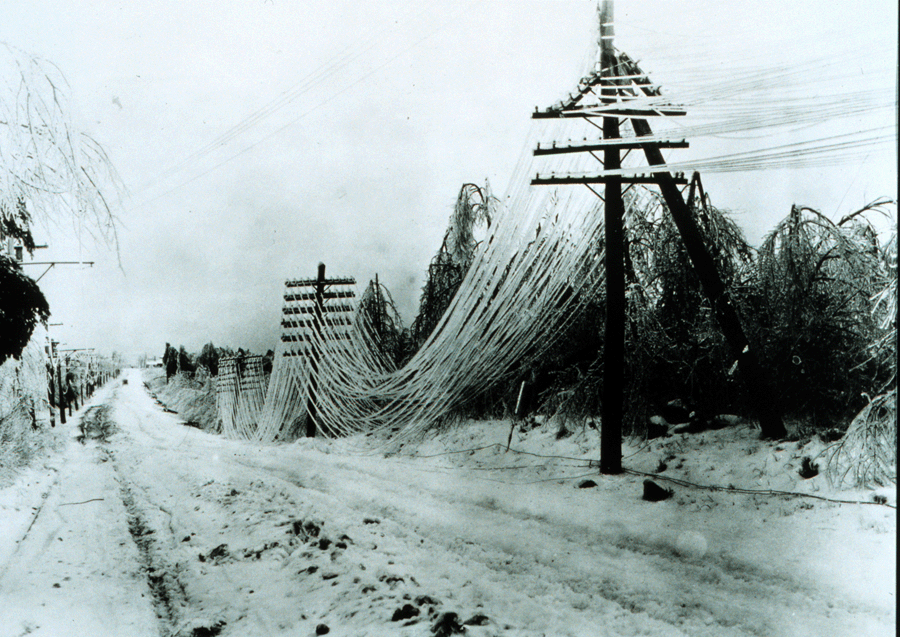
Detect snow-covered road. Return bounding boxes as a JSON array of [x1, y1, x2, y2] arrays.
[[0, 368, 894, 636]]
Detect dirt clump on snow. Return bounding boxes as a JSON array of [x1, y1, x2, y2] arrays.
[[75, 404, 117, 443], [642, 479, 673, 502]]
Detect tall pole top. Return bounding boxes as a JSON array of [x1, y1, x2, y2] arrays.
[[599, 0, 615, 59], [598, 1, 618, 85]]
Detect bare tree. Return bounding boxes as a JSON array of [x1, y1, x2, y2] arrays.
[[0, 43, 123, 249]]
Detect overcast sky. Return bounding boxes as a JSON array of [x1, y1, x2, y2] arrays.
[[2, 0, 896, 362]]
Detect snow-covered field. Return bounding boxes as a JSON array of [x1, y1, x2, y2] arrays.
[[0, 368, 895, 636]]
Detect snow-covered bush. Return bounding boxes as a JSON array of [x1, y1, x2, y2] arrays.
[[0, 332, 58, 481], [749, 201, 894, 427]]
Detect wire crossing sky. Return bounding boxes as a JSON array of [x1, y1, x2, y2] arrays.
[[0, 0, 894, 361]]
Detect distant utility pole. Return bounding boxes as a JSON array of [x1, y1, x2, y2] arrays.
[[52, 340, 66, 425], [306, 263, 326, 437], [282, 263, 356, 438], [20, 248, 96, 425], [45, 324, 62, 427]]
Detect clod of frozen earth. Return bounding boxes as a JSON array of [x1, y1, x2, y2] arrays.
[[463, 613, 490, 626], [798, 456, 819, 479], [415, 595, 440, 614], [391, 603, 420, 621], [432, 611, 466, 635], [643, 480, 672, 502], [198, 543, 230, 564], [642, 479, 673, 501]]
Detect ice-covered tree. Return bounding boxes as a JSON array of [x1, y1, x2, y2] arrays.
[[0, 43, 123, 361], [0, 43, 123, 247]]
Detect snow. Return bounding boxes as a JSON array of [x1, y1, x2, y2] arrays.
[[0, 368, 894, 636], [0, 392, 157, 637]]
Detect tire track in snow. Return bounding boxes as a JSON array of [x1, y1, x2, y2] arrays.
[[109, 450, 182, 636], [0, 389, 161, 637], [232, 452, 891, 637], [108, 371, 894, 636], [86, 393, 192, 637], [108, 384, 344, 635]]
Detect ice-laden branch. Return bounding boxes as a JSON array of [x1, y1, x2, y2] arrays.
[[0, 43, 124, 249]]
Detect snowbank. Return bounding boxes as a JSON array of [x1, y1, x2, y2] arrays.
[[143, 369, 218, 432]]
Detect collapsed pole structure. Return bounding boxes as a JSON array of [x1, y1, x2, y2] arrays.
[[532, 0, 786, 473]]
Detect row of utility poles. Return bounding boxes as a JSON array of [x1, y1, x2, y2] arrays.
[[2, 231, 104, 428], [45, 340, 111, 427]]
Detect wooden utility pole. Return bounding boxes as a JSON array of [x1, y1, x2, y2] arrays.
[[47, 346, 55, 428], [56, 356, 66, 425], [531, 0, 786, 465], [599, 0, 624, 474], [306, 262, 326, 437], [282, 266, 357, 439]]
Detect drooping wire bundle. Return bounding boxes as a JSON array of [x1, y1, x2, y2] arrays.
[[215, 147, 610, 446], [215, 14, 895, 448]]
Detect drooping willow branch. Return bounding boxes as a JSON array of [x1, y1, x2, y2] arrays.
[[0, 43, 124, 252]]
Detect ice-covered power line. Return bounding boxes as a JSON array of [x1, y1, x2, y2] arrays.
[[212, 3, 895, 447], [145, 0, 431, 188], [128, 1, 475, 210], [125, 1, 894, 216]]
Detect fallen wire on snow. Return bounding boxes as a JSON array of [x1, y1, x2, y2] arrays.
[[410, 444, 502, 458], [407, 443, 895, 508], [622, 469, 896, 509], [58, 498, 105, 506]]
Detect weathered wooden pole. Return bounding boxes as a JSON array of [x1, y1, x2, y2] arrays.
[[651, 172, 785, 439], [305, 262, 326, 437], [600, 0, 624, 474], [57, 360, 66, 425], [47, 365, 55, 427]]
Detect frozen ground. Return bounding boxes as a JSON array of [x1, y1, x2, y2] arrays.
[[0, 368, 894, 636]]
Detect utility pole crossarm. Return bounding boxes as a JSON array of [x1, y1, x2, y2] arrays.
[[19, 260, 95, 283], [534, 139, 688, 155], [532, 173, 688, 186], [19, 261, 95, 265]]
